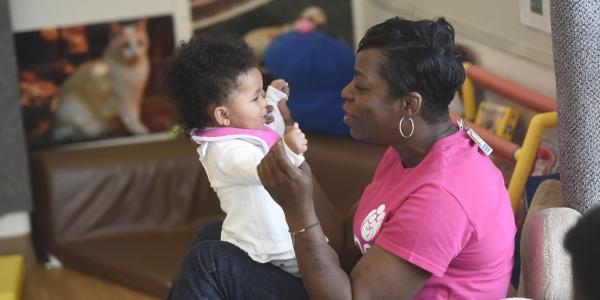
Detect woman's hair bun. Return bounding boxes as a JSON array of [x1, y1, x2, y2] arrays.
[[428, 18, 457, 57]]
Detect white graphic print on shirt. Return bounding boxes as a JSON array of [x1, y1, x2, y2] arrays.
[[354, 204, 386, 254]]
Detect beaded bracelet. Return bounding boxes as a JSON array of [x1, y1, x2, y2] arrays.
[[290, 221, 321, 245]]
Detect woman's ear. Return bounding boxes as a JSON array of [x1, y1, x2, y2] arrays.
[[213, 106, 231, 127], [402, 92, 423, 116]]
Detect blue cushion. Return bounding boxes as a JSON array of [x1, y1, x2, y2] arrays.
[[265, 31, 355, 137], [525, 174, 561, 206]]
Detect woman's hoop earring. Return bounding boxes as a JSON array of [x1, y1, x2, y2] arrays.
[[399, 117, 414, 138]]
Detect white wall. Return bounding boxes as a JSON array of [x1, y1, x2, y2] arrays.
[[0, 212, 30, 238], [455, 36, 556, 99], [350, 0, 557, 99], [8, 0, 192, 42]]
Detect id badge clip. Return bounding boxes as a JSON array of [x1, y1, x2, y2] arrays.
[[458, 119, 493, 156]]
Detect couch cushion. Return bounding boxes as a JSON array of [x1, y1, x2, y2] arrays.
[[57, 215, 223, 298]]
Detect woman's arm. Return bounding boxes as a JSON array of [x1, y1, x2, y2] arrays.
[[258, 142, 431, 299], [339, 201, 362, 273], [275, 98, 351, 258], [295, 225, 429, 300]]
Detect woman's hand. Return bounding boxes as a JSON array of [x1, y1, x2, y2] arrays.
[[264, 104, 275, 124], [258, 141, 317, 230], [270, 79, 290, 97], [277, 98, 295, 127]]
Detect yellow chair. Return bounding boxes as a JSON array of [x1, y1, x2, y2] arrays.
[[508, 112, 557, 212], [460, 63, 559, 214], [0, 255, 24, 300]]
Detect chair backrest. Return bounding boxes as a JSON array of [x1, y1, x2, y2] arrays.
[[517, 179, 580, 299]]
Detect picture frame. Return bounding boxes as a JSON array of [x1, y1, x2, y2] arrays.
[[9, 0, 192, 149], [10, 0, 191, 42], [189, 0, 271, 30]]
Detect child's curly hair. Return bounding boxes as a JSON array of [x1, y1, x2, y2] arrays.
[[163, 36, 257, 136]]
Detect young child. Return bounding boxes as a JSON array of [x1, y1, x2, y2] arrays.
[[163, 36, 307, 276]]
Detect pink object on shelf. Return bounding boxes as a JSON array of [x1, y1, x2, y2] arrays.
[[294, 19, 315, 34]]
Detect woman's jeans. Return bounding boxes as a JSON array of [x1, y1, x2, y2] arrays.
[[167, 221, 309, 300]]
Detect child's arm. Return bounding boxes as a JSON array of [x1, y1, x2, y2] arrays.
[[282, 122, 308, 167], [284, 122, 308, 155]]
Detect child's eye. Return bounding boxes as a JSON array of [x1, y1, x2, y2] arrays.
[[252, 91, 265, 102]]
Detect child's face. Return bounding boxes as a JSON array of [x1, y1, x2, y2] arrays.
[[224, 68, 267, 130]]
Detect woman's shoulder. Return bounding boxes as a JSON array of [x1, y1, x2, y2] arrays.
[[430, 132, 501, 181], [433, 136, 513, 239]]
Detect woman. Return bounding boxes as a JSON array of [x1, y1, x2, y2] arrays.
[[168, 17, 516, 300]]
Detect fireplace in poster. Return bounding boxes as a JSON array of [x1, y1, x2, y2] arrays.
[[15, 15, 176, 147]]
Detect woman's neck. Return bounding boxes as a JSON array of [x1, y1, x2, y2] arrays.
[[392, 119, 457, 168]]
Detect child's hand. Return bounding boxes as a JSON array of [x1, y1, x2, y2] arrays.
[[284, 122, 308, 155], [270, 79, 290, 97]]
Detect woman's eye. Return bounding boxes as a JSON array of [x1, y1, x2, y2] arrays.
[[355, 85, 367, 91]]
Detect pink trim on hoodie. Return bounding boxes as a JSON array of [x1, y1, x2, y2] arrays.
[[191, 125, 280, 149]]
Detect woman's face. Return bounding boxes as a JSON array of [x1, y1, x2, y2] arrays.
[[341, 48, 401, 144]]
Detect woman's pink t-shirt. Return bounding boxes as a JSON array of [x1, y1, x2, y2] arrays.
[[353, 129, 516, 299]]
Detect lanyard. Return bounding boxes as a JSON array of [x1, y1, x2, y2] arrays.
[[458, 119, 493, 156]]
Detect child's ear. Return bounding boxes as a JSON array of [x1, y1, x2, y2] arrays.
[[213, 106, 231, 127]]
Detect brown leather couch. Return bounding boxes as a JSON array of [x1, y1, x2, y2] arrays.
[[30, 134, 386, 297]]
